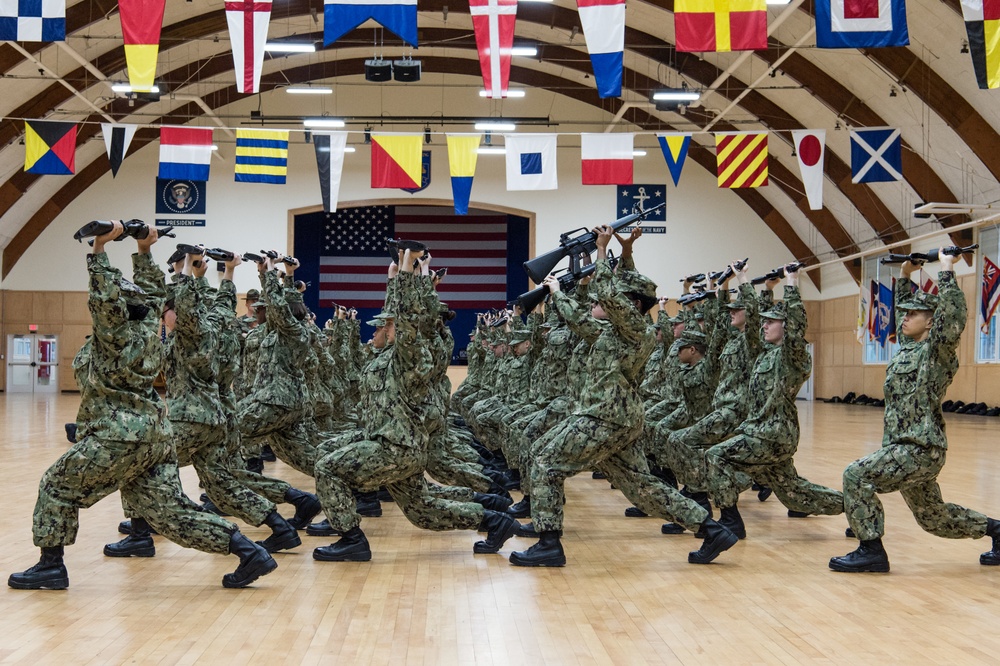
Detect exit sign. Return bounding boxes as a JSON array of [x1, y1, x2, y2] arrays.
[[28, 324, 38, 332]]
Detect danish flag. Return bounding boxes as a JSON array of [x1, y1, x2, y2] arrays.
[[225, 0, 272, 94], [470, 0, 518, 98]]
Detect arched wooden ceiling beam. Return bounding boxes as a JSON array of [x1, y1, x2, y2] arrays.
[[2, 55, 820, 290]]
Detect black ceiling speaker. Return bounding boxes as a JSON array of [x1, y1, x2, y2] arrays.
[[393, 59, 421, 82], [365, 59, 392, 82]]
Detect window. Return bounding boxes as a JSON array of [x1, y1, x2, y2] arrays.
[[862, 254, 900, 364], [977, 224, 1000, 363]]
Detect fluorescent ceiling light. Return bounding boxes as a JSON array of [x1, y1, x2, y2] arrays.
[[286, 86, 332, 94], [477, 147, 506, 155], [480, 89, 525, 97], [510, 46, 538, 57], [265, 42, 316, 53], [111, 83, 159, 94], [303, 119, 346, 128], [652, 90, 701, 102], [633, 150, 647, 157], [765, 0, 791, 4], [475, 121, 516, 131], [316, 146, 357, 153], [518, 0, 553, 3]]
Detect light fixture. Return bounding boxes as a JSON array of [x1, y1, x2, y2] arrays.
[[632, 150, 647, 157], [479, 89, 526, 98], [651, 89, 701, 102], [364, 127, 372, 144], [317, 146, 357, 153], [344, 146, 356, 153], [961, 40, 970, 54], [286, 86, 332, 94], [765, 0, 791, 4], [477, 147, 506, 154], [475, 121, 516, 131], [424, 126, 432, 144], [510, 46, 537, 57], [210, 145, 219, 151], [111, 82, 160, 94], [265, 42, 316, 53], [889, 85, 897, 97], [303, 118, 346, 128]]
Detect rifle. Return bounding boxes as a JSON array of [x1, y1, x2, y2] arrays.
[[750, 262, 805, 286], [879, 244, 978, 265], [523, 202, 665, 283], [677, 290, 716, 306], [74, 219, 175, 246], [516, 255, 620, 313]]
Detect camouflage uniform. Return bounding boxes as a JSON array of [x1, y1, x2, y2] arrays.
[[530, 260, 709, 534], [31, 252, 234, 553], [843, 272, 989, 541], [706, 285, 843, 515]]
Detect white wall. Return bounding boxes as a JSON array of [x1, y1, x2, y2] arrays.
[[1, 134, 841, 299]]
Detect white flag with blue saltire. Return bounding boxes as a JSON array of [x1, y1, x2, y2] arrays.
[[850, 127, 902, 183]]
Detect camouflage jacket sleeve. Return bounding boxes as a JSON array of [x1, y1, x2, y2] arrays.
[[87, 252, 129, 330], [131, 252, 167, 310], [906, 272, 966, 363], [262, 269, 302, 339], [551, 288, 602, 345], [173, 276, 217, 381], [742, 282, 763, 359], [618, 253, 637, 273], [592, 259, 648, 346], [782, 285, 811, 384], [527, 311, 545, 364], [390, 273, 435, 401]]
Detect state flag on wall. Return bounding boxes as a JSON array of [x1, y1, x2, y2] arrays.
[[235, 129, 288, 184], [815, 0, 909, 48], [961, 0, 1000, 89], [119, 0, 166, 91], [875, 281, 895, 346], [982, 256, 1000, 333], [657, 133, 692, 186], [101, 123, 138, 178], [24, 120, 75, 175], [470, 0, 517, 98], [447, 134, 481, 215], [674, 0, 767, 53], [0, 0, 65, 41], [225, 0, 272, 94], [158, 126, 213, 181], [856, 282, 869, 344], [791, 129, 825, 210], [504, 134, 557, 190], [324, 0, 418, 47], [313, 131, 348, 212], [577, 0, 626, 97], [716, 132, 768, 188], [371, 133, 423, 189], [850, 127, 902, 183], [581, 133, 633, 185]]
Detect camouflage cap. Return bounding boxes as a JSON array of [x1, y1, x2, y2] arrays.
[[897, 290, 939, 311], [366, 312, 395, 327], [249, 299, 269, 310], [726, 299, 747, 310], [678, 329, 707, 347], [617, 270, 658, 301], [760, 302, 787, 320], [667, 315, 685, 325], [509, 328, 532, 345], [119, 277, 146, 297], [245, 288, 260, 301]]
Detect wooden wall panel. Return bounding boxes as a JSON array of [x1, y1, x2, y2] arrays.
[[1, 290, 91, 392]]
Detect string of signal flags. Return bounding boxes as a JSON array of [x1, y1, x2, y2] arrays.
[[21, 119, 907, 217]]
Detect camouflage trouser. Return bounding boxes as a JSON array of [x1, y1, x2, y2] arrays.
[[844, 443, 989, 542], [425, 415, 492, 493], [510, 397, 573, 498], [530, 415, 709, 533], [451, 382, 477, 417], [707, 434, 844, 515], [315, 431, 484, 533], [638, 398, 680, 460], [426, 483, 476, 502], [220, 422, 293, 505], [33, 435, 233, 553], [446, 427, 481, 464], [468, 397, 506, 451], [662, 407, 745, 493], [237, 399, 318, 477]]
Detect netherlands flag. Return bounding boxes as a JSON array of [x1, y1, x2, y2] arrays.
[[158, 126, 213, 181], [577, 0, 625, 98], [581, 133, 633, 185]]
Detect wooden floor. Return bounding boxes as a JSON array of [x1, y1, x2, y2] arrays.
[[1, 395, 999, 665]]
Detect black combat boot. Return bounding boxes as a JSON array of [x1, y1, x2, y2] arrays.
[[257, 511, 302, 553], [787, 510, 811, 518], [118, 519, 158, 536], [64, 423, 77, 444], [223, 532, 278, 588], [829, 538, 890, 572], [515, 521, 539, 538], [507, 495, 531, 518], [245, 457, 264, 474], [472, 492, 513, 512], [845, 526, 856, 538], [500, 469, 521, 491], [313, 526, 372, 562], [719, 505, 746, 540], [757, 485, 773, 502], [8, 546, 69, 590], [355, 491, 382, 517], [305, 519, 340, 537], [376, 487, 394, 502], [284, 488, 323, 530], [104, 517, 155, 557], [591, 471, 608, 480], [260, 445, 277, 462], [625, 507, 649, 518], [201, 498, 231, 517], [980, 518, 1000, 565], [473, 510, 519, 553], [509, 531, 566, 567], [688, 520, 739, 564], [486, 481, 514, 502], [661, 523, 686, 535]]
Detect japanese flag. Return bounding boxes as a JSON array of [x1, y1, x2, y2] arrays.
[[792, 129, 825, 211]]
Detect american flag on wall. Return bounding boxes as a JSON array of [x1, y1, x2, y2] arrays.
[[318, 205, 508, 309]]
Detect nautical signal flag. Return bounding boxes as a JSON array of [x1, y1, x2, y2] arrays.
[[505, 134, 558, 191], [235, 129, 288, 184], [961, 0, 1000, 89], [470, 0, 517, 99], [371, 134, 423, 189], [119, 0, 166, 91], [850, 127, 902, 183], [791, 129, 825, 210], [715, 132, 768, 189], [577, 0, 626, 98], [982, 256, 1000, 333], [674, 0, 767, 53], [101, 123, 138, 178], [158, 126, 213, 181], [657, 133, 692, 186], [24, 120, 75, 175], [580, 133, 633, 185], [324, 0, 418, 47], [815, 0, 909, 48], [313, 132, 348, 213], [446, 134, 481, 215], [0, 0, 65, 41], [225, 0, 272, 94]]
